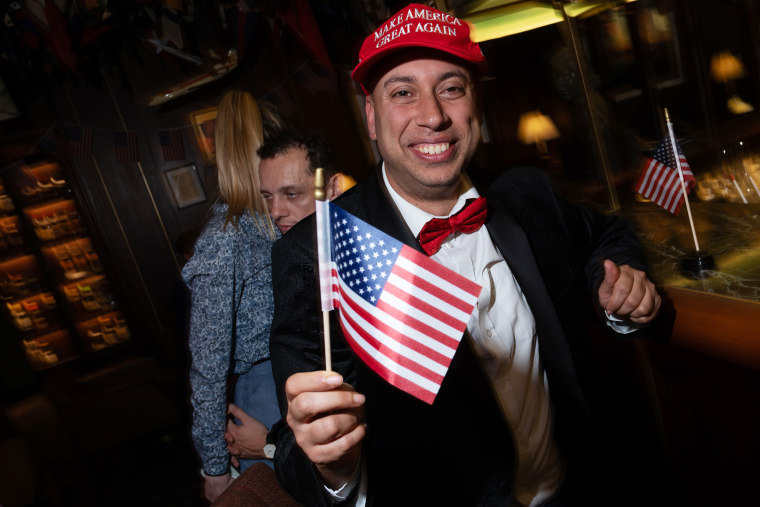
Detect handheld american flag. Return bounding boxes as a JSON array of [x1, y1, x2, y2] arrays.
[[634, 136, 695, 215], [315, 200, 482, 404]]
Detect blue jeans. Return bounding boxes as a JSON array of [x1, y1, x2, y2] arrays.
[[233, 359, 280, 471]]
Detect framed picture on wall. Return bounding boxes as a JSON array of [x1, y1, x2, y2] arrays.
[[189, 106, 218, 164], [165, 164, 206, 209]]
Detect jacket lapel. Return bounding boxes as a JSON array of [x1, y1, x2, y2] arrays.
[[483, 191, 587, 411], [483, 194, 551, 315], [361, 169, 424, 253]]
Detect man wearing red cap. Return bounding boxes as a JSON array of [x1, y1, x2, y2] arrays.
[[268, 4, 661, 506]]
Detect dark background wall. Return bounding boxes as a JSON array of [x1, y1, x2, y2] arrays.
[[0, 1, 390, 374]]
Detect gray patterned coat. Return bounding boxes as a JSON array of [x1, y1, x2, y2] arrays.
[[182, 203, 277, 475]]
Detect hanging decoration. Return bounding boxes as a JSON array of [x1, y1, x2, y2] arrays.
[[67, 125, 92, 159], [274, 0, 333, 71], [147, 48, 239, 107], [159, 129, 185, 162], [146, 31, 204, 66], [114, 131, 139, 163], [263, 87, 298, 118], [292, 61, 336, 95]]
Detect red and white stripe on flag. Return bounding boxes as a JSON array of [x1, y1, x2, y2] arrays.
[[634, 137, 695, 215], [321, 202, 482, 404]]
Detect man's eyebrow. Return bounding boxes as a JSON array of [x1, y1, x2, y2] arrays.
[[440, 70, 467, 81], [382, 75, 415, 89], [382, 70, 467, 89]]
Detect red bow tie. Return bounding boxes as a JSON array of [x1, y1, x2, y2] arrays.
[[418, 196, 487, 256]]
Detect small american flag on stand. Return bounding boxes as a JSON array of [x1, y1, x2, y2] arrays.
[[316, 200, 482, 404], [634, 137, 695, 215]]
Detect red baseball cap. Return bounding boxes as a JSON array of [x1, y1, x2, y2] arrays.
[[351, 3, 487, 94]]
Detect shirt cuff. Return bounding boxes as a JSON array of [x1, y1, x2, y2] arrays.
[[604, 310, 644, 335], [323, 456, 367, 505], [202, 455, 231, 477]]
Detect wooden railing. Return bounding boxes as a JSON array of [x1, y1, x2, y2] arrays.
[[660, 285, 760, 371]]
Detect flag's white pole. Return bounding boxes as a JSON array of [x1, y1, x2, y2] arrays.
[[730, 174, 749, 204], [321, 312, 331, 372], [747, 173, 760, 200], [664, 109, 700, 252], [315, 168, 332, 372]]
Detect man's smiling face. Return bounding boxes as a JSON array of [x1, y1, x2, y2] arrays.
[[365, 50, 481, 213]]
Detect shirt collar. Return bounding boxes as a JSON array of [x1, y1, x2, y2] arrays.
[[381, 164, 480, 238]]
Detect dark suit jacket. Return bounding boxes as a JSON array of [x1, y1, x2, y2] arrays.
[[269, 167, 647, 506]]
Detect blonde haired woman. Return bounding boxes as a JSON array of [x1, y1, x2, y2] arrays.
[[182, 90, 282, 502]]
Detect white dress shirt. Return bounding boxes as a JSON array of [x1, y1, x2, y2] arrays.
[[383, 168, 564, 506]]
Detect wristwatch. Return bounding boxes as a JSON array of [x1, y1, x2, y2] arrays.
[[263, 432, 276, 460]]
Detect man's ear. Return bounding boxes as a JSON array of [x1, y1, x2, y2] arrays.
[[365, 96, 377, 141], [326, 173, 345, 201]]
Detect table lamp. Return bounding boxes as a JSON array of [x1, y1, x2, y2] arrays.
[[710, 51, 754, 114], [517, 110, 560, 158]]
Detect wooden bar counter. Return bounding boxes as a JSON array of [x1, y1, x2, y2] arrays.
[[661, 285, 760, 371], [613, 199, 760, 505]]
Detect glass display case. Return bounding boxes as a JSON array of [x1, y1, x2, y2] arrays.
[[452, 0, 760, 300], [0, 160, 132, 372]]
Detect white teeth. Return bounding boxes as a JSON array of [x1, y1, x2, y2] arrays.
[[416, 143, 449, 154]]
